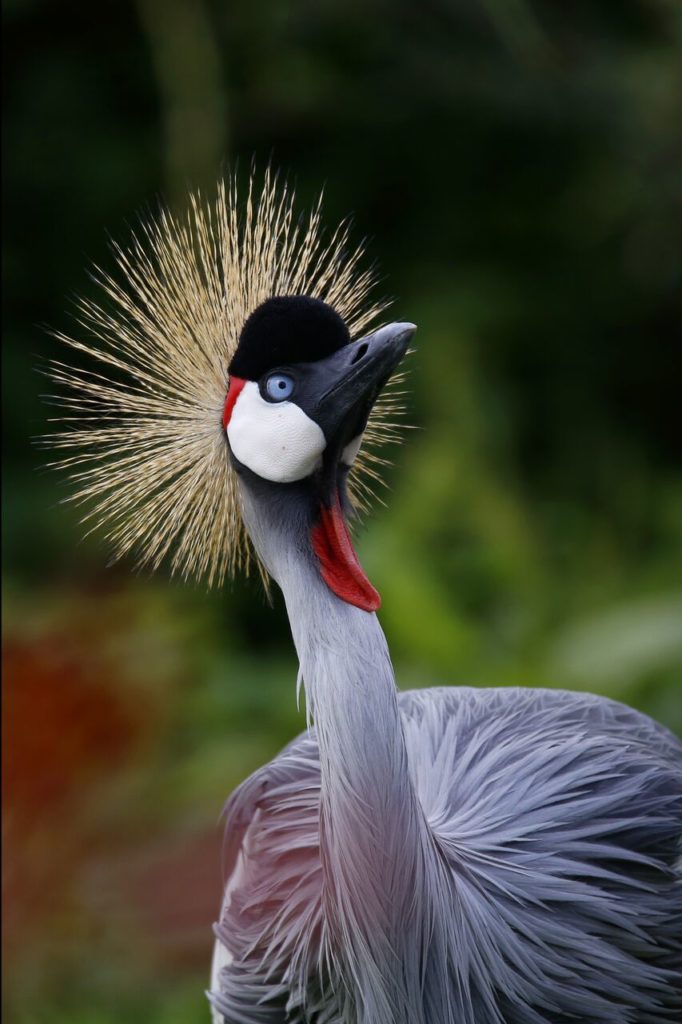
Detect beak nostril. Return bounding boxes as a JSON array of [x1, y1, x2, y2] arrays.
[[350, 342, 369, 365]]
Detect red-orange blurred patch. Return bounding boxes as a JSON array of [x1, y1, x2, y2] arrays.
[[3, 640, 140, 817], [2, 635, 145, 960]]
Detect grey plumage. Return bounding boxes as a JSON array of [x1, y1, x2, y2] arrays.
[[211, 687, 682, 1024], [210, 473, 682, 1024]]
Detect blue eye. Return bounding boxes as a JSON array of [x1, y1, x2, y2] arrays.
[[265, 372, 295, 402]]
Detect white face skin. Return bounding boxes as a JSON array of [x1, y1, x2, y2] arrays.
[[226, 381, 364, 483], [227, 381, 326, 483], [341, 433, 363, 467]]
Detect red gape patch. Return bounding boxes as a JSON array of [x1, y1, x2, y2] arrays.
[[222, 376, 247, 429], [311, 496, 381, 612]]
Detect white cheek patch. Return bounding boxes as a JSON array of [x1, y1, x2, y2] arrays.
[[341, 432, 363, 466], [226, 381, 326, 483]]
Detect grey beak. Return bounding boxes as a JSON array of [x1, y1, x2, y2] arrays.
[[312, 322, 415, 441]]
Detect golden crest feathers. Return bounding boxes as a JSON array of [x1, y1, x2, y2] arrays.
[[46, 170, 406, 586]]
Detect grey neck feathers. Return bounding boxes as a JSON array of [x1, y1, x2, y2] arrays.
[[239, 479, 451, 1024]]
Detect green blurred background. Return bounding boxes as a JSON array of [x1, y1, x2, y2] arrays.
[[3, 1, 682, 1021]]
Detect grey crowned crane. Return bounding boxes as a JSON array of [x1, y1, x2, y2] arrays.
[[49, 172, 682, 1024]]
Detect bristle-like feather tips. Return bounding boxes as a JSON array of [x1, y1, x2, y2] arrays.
[[45, 171, 404, 586]]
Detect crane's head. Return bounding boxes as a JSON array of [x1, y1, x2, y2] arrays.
[[224, 296, 414, 609], [46, 171, 413, 605]]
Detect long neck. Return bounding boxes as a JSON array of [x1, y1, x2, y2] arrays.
[[240, 481, 441, 1023], [287, 585, 427, 1019]]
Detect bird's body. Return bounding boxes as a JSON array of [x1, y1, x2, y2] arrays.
[[210, 534, 682, 1024], [50, 175, 682, 1024]]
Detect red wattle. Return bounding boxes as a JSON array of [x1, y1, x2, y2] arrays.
[[222, 376, 246, 429], [311, 497, 381, 612]]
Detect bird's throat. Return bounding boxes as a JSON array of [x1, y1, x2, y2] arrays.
[[310, 495, 381, 612]]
